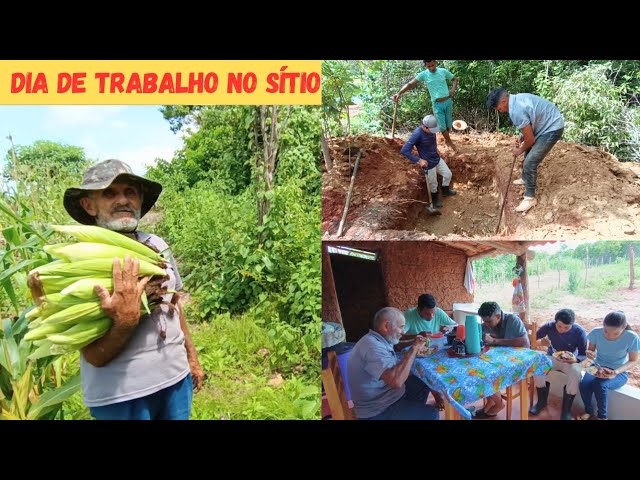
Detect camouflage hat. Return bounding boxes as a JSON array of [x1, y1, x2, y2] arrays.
[[63, 159, 162, 225]]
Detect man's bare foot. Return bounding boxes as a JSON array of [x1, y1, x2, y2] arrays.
[[577, 412, 592, 420], [431, 391, 445, 411], [485, 398, 505, 416]]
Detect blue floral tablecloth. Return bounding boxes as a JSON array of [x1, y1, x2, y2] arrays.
[[410, 346, 553, 419]]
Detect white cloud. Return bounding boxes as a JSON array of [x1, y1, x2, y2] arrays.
[[88, 145, 179, 175], [44, 106, 128, 128]]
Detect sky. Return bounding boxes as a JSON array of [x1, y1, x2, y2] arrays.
[[0, 106, 185, 175], [529, 240, 594, 254]]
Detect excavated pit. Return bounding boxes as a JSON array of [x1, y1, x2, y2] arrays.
[[322, 132, 640, 240]]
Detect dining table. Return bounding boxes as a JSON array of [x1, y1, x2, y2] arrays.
[[410, 346, 553, 420]]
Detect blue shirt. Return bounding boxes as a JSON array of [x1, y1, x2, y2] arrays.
[[587, 327, 640, 370], [482, 312, 529, 346], [400, 126, 440, 169], [415, 67, 455, 101], [346, 330, 404, 419], [508, 93, 565, 139], [536, 321, 588, 362]]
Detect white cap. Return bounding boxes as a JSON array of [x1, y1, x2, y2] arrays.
[[422, 114, 440, 133]]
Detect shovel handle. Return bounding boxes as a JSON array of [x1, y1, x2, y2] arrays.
[[391, 101, 398, 139]]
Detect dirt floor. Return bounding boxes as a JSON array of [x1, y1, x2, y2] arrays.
[[322, 131, 640, 240]]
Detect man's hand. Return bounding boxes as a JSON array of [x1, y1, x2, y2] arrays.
[[95, 256, 150, 330], [586, 350, 596, 360], [392, 93, 400, 103], [512, 146, 526, 157], [449, 87, 456, 97], [411, 335, 428, 351], [483, 333, 496, 345], [190, 359, 205, 392], [418, 159, 428, 168]]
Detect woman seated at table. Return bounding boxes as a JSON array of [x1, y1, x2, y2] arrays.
[[475, 301, 529, 418], [577, 311, 639, 420]]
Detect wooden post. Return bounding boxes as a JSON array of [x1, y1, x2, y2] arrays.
[[517, 252, 529, 324], [631, 244, 635, 290], [337, 151, 363, 237]]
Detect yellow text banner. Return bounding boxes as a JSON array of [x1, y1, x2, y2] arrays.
[[0, 60, 321, 105]]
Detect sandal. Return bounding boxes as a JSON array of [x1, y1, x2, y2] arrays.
[[473, 409, 498, 419]]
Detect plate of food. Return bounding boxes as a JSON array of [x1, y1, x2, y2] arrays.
[[553, 351, 576, 362], [416, 346, 438, 357], [587, 365, 615, 379]]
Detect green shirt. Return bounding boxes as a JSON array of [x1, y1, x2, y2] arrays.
[[415, 67, 455, 101], [403, 307, 456, 334]]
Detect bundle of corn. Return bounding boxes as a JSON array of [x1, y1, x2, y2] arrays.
[[25, 225, 169, 357]]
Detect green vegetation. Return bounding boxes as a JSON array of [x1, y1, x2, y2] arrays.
[[322, 60, 640, 161]]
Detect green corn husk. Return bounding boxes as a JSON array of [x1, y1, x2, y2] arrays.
[[61, 278, 114, 299], [31, 257, 167, 278], [47, 317, 111, 346], [24, 322, 72, 342], [41, 301, 103, 326], [51, 225, 164, 263], [37, 275, 98, 295], [44, 242, 161, 266]]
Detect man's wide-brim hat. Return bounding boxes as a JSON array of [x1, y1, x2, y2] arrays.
[[63, 159, 162, 225]]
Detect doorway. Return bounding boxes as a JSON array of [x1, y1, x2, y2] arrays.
[[329, 246, 387, 342]]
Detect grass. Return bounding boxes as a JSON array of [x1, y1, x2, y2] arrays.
[[189, 310, 320, 420]]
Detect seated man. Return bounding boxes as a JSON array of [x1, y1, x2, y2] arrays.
[[475, 301, 529, 418], [346, 307, 440, 420], [529, 308, 587, 420], [396, 294, 457, 351]]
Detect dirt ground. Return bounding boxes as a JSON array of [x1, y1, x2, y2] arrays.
[[322, 131, 640, 240]]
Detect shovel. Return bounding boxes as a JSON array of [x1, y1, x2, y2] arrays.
[[424, 172, 442, 216], [390, 101, 398, 139]]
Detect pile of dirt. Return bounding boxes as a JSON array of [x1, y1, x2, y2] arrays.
[[322, 131, 640, 240]]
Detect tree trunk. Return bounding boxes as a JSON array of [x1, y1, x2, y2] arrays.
[[321, 131, 333, 171], [631, 244, 635, 290]]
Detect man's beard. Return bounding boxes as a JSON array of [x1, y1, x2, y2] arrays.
[[385, 334, 400, 345], [95, 208, 141, 232]]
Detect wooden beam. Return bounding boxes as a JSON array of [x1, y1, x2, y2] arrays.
[[481, 241, 529, 257], [517, 252, 529, 325]]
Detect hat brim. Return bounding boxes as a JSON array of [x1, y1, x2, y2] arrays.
[[452, 120, 468, 131], [63, 173, 162, 225]]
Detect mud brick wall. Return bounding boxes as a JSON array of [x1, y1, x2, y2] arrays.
[[322, 243, 343, 325], [323, 241, 472, 317]]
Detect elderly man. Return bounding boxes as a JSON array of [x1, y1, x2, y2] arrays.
[[486, 88, 565, 213], [347, 307, 440, 420], [530, 308, 587, 420], [394, 60, 459, 151], [474, 301, 529, 418], [63, 159, 203, 420]]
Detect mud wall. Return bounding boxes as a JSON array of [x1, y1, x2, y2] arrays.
[[322, 241, 472, 316]]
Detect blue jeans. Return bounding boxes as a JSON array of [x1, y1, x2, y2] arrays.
[[364, 375, 439, 420], [579, 371, 627, 419], [90, 374, 193, 420], [522, 128, 564, 197]]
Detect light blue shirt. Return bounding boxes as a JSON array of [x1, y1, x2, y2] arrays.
[[416, 67, 454, 101], [587, 327, 640, 370], [508, 93, 565, 139], [346, 330, 404, 419]]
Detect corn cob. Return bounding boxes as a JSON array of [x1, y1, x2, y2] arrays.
[[44, 242, 161, 266], [24, 224, 171, 356], [30, 257, 167, 278], [51, 225, 164, 263]]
